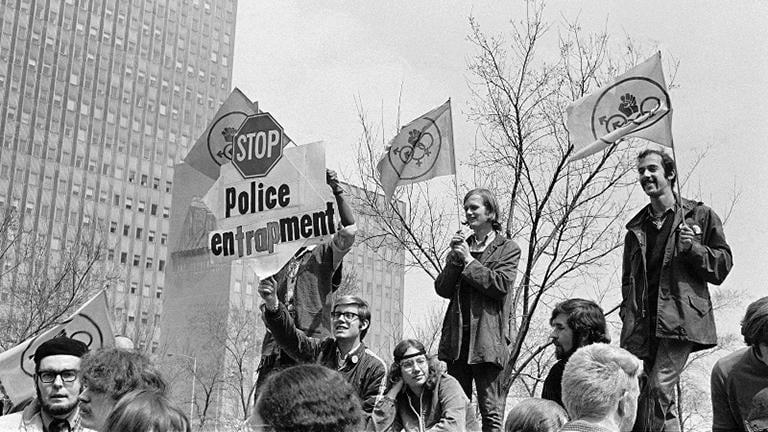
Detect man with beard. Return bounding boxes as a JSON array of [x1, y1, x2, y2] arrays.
[[542, 298, 610, 408], [0, 337, 94, 432], [621, 149, 733, 431]]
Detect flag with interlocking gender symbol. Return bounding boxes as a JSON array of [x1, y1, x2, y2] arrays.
[[566, 52, 673, 162], [377, 100, 455, 201]]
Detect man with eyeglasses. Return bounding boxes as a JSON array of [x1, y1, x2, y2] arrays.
[[0, 336, 95, 432], [254, 169, 358, 394], [258, 282, 387, 420]]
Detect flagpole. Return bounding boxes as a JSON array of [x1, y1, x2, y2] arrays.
[[447, 98, 463, 228]]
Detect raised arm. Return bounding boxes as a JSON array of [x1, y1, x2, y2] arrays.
[[258, 277, 322, 362]]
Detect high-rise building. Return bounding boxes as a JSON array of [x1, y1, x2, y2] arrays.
[[0, 0, 237, 351]]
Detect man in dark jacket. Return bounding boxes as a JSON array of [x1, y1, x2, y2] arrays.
[[542, 298, 610, 408], [621, 149, 733, 431], [435, 188, 521, 432], [254, 169, 357, 393], [258, 280, 387, 417]]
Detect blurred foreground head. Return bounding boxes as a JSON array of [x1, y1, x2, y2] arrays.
[[250, 364, 362, 432], [504, 398, 568, 432], [104, 389, 190, 432]]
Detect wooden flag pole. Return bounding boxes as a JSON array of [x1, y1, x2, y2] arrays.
[[446, 98, 463, 228]]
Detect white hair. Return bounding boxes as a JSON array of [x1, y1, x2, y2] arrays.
[[561, 343, 643, 420]]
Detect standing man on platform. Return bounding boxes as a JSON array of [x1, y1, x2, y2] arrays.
[[620, 148, 733, 431], [254, 169, 357, 393]]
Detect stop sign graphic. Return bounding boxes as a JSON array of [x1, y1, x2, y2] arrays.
[[231, 113, 284, 178]]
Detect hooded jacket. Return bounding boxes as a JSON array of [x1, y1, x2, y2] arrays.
[[620, 197, 732, 356], [435, 233, 520, 368], [371, 364, 480, 432]]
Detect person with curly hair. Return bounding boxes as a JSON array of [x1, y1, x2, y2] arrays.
[[77, 348, 167, 431], [103, 389, 190, 432], [250, 364, 363, 432], [372, 339, 479, 432]]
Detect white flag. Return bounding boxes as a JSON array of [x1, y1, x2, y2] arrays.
[[377, 100, 455, 201], [0, 291, 114, 405], [566, 52, 673, 161]]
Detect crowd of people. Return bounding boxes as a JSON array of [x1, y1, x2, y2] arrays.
[[0, 150, 762, 432]]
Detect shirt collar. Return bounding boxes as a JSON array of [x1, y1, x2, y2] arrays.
[[468, 230, 496, 252], [336, 343, 363, 368]]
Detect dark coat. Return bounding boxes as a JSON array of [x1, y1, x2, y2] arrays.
[[620, 197, 733, 357], [262, 303, 388, 414], [435, 233, 521, 368]]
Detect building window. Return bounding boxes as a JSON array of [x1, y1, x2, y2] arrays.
[[136, 227, 143, 239], [120, 252, 128, 264], [133, 255, 140, 266], [145, 257, 153, 269]]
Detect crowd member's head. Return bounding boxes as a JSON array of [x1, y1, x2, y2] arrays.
[[549, 298, 610, 359], [746, 387, 768, 432], [504, 398, 568, 432], [332, 295, 371, 341], [562, 343, 643, 431], [251, 364, 362, 432], [388, 339, 442, 394], [463, 188, 502, 232], [637, 148, 676, 197], [113, 335, 135, 351], [741, 296, 768, 359], [33, 337, 88, 420], [103, 389, 190, 432], [78, 348, 167, 431]]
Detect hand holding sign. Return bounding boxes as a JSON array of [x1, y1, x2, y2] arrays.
[[258, 277, 279, 311]]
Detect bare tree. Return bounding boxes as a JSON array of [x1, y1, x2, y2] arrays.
[[0, 206, 118, 350], [352, 1, 655, 394]]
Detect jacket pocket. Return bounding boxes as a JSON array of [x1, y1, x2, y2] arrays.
[[688, 295, 712, 317]]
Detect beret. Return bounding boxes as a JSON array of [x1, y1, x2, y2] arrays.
[[34, 337, 88, 365]]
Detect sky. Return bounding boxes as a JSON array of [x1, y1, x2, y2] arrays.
[[232, 1, 768, 338]]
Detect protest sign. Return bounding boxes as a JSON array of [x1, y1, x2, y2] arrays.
[[202, 140, 333, 277]]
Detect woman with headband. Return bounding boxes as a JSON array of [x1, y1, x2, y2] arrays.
[[371, 339, 479, 432]]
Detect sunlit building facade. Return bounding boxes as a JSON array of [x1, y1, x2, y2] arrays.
[[0, 0, 237, 350]]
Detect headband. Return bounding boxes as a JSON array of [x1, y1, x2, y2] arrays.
[[395, 349, 426, 362]]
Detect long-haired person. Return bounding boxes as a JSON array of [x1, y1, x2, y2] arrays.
[[435, 188, 521, 431], [103, 390, 190, 432], [372, 339, 479, 431]]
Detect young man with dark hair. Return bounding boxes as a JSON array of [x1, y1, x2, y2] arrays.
[[711, 297, 768, 432], [0, 337, 93, 432], [77, 348, 167, 431], [258, 281, 386, 417], [255, 169, 357, 392], [621, 148, 733, 431], [542, 298, 610, 407]]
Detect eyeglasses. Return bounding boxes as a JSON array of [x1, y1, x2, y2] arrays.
[[38, 369, 78, 384], [400, 356, 428, 373], [331, 311, 359, 321]]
